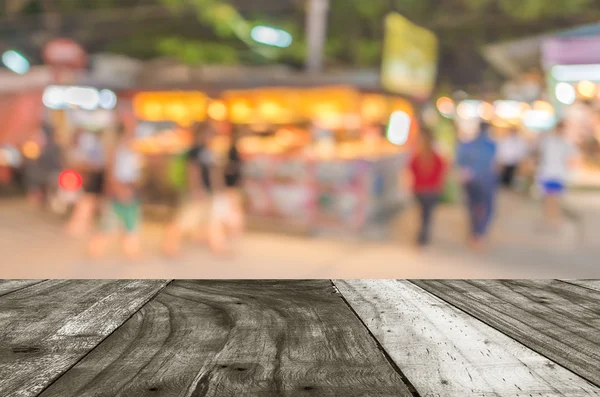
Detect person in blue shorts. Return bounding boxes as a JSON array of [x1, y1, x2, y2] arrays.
[[536, 122, 578, 229]]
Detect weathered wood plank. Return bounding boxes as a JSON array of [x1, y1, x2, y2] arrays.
[[39, 280, 413, 397], [561, 280, 600, 292], [413, 279, 600, 388], [335, 279, 600, 396], [0, 280, 169, 397], [0, 280, 45, 297]]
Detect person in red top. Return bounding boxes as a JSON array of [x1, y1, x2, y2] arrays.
[[408, 127, 447, 247]]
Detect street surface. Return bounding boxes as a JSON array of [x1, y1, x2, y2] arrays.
[[1, 191, 599, 279]]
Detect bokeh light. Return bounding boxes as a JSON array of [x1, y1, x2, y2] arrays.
[[436, 97, 455, 118], [22, 141, 40, 160], [555, 82, 577, 105]]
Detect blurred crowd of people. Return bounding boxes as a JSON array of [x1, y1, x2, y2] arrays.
[[407, 120, 579, 251], [23, 121, 245, 261], [18, 116, 581, 260]]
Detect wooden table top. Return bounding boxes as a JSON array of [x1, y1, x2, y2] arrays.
[[1, 279, 599, 396]]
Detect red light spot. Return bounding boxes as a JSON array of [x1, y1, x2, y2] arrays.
[[59, 170, 82, 191]]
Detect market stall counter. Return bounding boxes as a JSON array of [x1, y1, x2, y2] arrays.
[[242, 145, 409, 236]]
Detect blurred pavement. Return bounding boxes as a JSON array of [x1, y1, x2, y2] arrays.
[[0, 191, 599, 279]]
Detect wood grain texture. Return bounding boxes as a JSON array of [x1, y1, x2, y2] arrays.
[[0, 280, 45, 297], [39, 280, 413, 397], [335, 279, 600, 396], [561, 280, 600, 292], [0, 280, 169, 397], [412, 280, 600, 388]]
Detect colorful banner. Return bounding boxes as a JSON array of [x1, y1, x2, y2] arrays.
[[542, 35, 600, 68], [381, 12, 438, 100]]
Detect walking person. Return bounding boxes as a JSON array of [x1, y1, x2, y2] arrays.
[[497, 128, 528, 189], [66, 128, 107, 236], [535, 121, 578, 230], [162, 122, 220, 256], [89, 123, 143, 260], [408, 127, 447, 247], [456, 121, 499, 251], [211, 125, 245, 253], [24, 124, 63, 209]]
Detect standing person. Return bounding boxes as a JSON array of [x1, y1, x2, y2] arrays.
[[66, 129, 107, 236], [211, 125, 245, 253], [408, 127, 447, 247], [24, 124, 63, 209], [535, 121, 578, 229], [456, 121, 498, 250], [162, 122, 220, 256], [497, 128, 528, 189], [89, 123, 143, 260]]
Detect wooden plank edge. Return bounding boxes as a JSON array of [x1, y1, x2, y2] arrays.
[[411, 279, 600, 390], [32, 280, 173, 397], [330, 280, 421, 397], [0, 279, 47, 298]]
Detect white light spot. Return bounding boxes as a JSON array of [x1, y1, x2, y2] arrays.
[[555, 82, 576, 105], [43, 86, 66, 109], [99, 89, 117, 110], [251, 26, 293, 48], [2, 50, 30, 75], [387, 111, 411, 146], [66, 87, 100, 110]]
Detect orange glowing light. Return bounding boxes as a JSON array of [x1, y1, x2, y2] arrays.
[[533, 100, 554, 112], [361, 95, 388, 122], [478, 102, 494, 121], [436, 97, 455, 116], [259, 101, 281, 120], [22, 141, 40, 159], [208, 100, 228, 121], [229, 100, 252, 123], [577, 80, 597, 99]]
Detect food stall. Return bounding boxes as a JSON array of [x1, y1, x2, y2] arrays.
[[222, 85, 416, 235], [127, 83, 417, 234]]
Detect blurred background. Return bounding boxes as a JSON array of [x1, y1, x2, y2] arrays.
[[1, 0, 600, 278]]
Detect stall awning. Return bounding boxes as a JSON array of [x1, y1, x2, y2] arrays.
[[483, 23, 600, 78]]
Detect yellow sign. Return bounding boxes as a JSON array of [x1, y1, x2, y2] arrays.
[[381, 13, 438, 99]]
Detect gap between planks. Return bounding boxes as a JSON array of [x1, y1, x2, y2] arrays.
[[334, 279, 600, 397], [412, 279, 600, 389], [329, 280, 422, 397]]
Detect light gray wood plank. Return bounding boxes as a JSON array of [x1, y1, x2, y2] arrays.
[[413, 279, 600, 388], [335, 279, 600, 396], [561, 280, 600, 292], [39, 280, 413, 397], [0, 280, 45, 297], [0, 280, 169, 397]]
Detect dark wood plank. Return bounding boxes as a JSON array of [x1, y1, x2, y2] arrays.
[[39, 280, 413, 397], [413, 280, 600, 387], [0, 280, 45, 297], [562, 280, 600, 293], [336, 280, 600, 396], [0, 280, 169, 397]]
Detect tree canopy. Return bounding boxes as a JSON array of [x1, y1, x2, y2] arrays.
[[3, 0, 600, 84]]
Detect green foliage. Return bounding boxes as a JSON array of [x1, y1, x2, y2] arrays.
[[4, 0, 598, 69], [497, 0, 594, 20], [157, 37, 240, 64]]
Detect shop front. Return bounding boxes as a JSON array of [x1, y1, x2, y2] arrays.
[[129, 84, 417, 234], [221, 85, 415, 235], [483, 24, 600, 188]]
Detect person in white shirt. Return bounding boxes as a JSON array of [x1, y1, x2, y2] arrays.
[[497, 129, 528, 188], [536, 122, 578, 228]]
